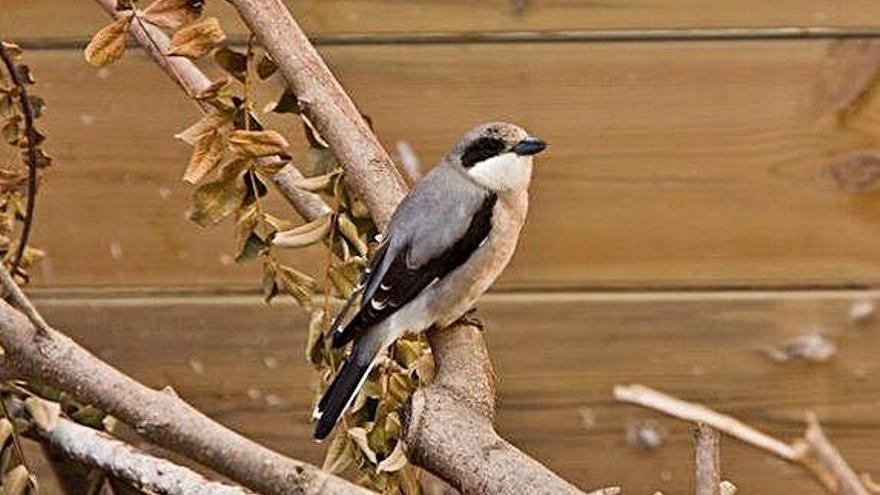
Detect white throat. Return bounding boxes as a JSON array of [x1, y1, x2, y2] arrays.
[[466, 152, 533, 192]]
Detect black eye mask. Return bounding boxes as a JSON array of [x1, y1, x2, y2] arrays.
[[461, 137, 506, 168]]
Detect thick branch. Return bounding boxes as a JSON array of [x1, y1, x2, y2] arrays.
[[0, 300, 373, 495], [227, 1, 586, 492], [94, 0, 331, 222], [26, 403, 256, 495]]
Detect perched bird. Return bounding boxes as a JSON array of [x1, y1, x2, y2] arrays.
[[313, 122, 546, 440]]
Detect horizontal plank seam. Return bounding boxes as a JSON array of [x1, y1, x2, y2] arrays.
[[23, 286, 880, 305], [10, 26, 880, 50]]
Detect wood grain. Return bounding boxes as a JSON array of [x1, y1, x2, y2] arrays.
[[4, 0, 880, 43], [19, 43, 880, 289], [25, 289, 880, 495]]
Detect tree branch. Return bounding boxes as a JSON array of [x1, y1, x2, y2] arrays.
[[693, 423, 721, 495], [0, 298, 374, 495], [94, 0, 331, 223], [17, 398, 257, 495], [226, 1, 587, 493], [615, 384, 869, 495]]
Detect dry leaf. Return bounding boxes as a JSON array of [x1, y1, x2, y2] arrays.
[[2, 465, 29, 495], [257, 54, 278, 79], [194, 77, 230, 101], [167, 16, 226, 59], [294, 169, 340, 193], [0, 419, 13, 448], [228, 129, 289, 157], [377, 441, 408, 473], [348, 427, 378, 464], [306, 309, 326, 366], [187, 160, 246, 227], [214, 46, 247, 81], [175, 109, 232, 145], [322, 430, 354, 474], [276, 264, 318, 308], [25, 397, 61, 432], [264, 88, 299, 114], [142, 0, 203, 28], [273, 214, 332, 248], [84, 15, 132, 67], [183, 130, 224, 184], [337, 213, 368, 256]]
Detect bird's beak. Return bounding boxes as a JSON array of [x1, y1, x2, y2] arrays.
[[513, 136, 547, 156]]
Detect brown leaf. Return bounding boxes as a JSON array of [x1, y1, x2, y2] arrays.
[[142, 0, 204, 28], [187, 160, 246, 227], [293, 169, 340, 193], [84, 15, 132, 67], [322, 430, 354, 474], [182, 130, 224, 184], [306, 309, 326, 366], [214, 46, 247, 81], [257, 54, 278, 79], [167, 17, 226, 59], [2, 465, 30, 495], [174, 109, 232, 145], [228, 129, 289, 157], [261, 258, 279, 303], [263, 88, 299, 114], [337, 213, 368, 256], [347, 427, 378, 464], [272, 214, 332, 248], [377, 441, 408, 473], [276, 264, 318, 308], [194, 77, 230, 101]]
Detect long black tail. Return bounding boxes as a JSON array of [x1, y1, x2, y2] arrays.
[[313, 359, 371, 440]]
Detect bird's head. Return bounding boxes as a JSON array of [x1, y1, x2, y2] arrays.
[[449, 122, 546, 192]]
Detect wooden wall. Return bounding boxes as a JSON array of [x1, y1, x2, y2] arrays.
[[4, 1, 880, 494]]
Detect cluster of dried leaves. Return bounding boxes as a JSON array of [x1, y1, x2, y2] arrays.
[[0, 42, 48, 279], [84, 2, 430, 493]]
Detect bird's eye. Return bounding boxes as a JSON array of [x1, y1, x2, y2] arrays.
[[461, 138, 506, 168]]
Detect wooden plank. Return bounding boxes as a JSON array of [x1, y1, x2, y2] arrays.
[[19, 42, 880, 288], [25, 289, 880, 494], [5, 0, 880, 43]]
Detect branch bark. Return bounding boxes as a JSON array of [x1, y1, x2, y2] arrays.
[[94, 0, 331, 222], [0, 298, 374, 495], [226, 1, 587, 493], [20, 399, 257, 495], [615, 384, 869, 495], [692, 423, 721, 495]]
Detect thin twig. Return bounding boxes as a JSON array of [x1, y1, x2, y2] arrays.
[[614, 384, 798, 460], [0, 42, 39, 278], [615, 384, 871, 495], [692, 423, 721, 495], [0, 264, 49, 335]]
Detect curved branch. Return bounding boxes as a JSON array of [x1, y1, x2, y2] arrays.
[[0, 42, 39, 277], [226, 1, 587, 493], [0, 297, 374, 495]]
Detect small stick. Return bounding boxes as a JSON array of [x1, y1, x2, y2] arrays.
[[0, 265, 50, 336], [614, 384, 797, 460], [796, 413, 870, 495], [692, 423, 721, 495]]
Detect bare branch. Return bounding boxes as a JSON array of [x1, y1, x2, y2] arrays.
[[692, 423, 721, 495], [0, 298, 374, 495], [795, 413, 870, 495], [614, 384, 797, 460], [93, 0, 331, 223], [25, 401, 257, 495], [615, 384, 871, 495]]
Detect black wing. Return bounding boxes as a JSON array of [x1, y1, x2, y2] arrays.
[[331, 193, 497, 348]]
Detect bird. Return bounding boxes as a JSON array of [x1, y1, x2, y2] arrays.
[[313, 122, 546, 440]]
